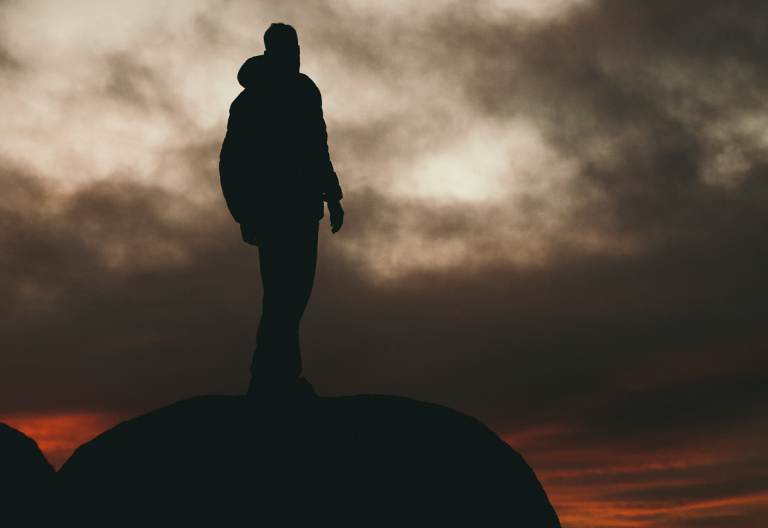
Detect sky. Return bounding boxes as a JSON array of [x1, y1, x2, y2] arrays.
[[1, 0, 767, 526]]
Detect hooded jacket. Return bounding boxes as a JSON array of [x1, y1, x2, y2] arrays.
[[219, 55, 343, 226]]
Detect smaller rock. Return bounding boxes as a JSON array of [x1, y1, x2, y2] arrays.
[[0, 423, 56, 528]]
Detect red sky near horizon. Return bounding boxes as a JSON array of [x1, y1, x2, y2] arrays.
[[4, 391, 768, 528], [1, 1, 767, 527]]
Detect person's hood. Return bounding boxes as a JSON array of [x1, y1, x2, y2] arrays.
[[237, 55, 267, 89]]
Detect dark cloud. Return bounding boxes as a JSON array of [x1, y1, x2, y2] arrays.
[[0, 45, 20, 70], [428, 0, 768, 242], [104, 52, 161, 107], [0, 2, 20, 71], [2, 152, 766, 435]]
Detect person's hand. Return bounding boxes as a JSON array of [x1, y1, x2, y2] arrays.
[[240, 223, 259, 246], [328, 200, 344, 234]]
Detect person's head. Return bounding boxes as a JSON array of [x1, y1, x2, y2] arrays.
[[264, 23, 299, 74]]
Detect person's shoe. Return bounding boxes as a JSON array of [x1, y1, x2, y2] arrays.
[[295, 377, 317, 398], [246, 376, 317, 400]]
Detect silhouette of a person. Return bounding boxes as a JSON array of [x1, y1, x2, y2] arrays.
[[220, 23, 344, 396]]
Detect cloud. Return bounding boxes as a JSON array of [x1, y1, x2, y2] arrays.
[[430, 0, 768, 240]]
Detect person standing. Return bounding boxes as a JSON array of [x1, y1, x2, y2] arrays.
[[220, 23, 344, 396]]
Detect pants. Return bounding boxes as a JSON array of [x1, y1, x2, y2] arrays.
[[250, 220, 319, 386]]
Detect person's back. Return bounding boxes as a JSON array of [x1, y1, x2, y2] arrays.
[[219, 23, 344, 396], [220, 32, 342, 232]]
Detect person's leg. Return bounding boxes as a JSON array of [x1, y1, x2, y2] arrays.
[[249, 221, 318, 392]]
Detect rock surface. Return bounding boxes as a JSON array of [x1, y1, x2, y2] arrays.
[[0, 423, 56, 528], [57, 393, 561, 527]]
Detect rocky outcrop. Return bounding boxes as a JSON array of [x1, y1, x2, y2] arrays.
[[0, 423, 55, 528], [57, 393, 560, 527]]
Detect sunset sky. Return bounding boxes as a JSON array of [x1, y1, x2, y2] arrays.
[[1, 0, 767, 526]]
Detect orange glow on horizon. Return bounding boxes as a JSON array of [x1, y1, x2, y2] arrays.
[[0, 415, 765, 526], [0, 412, 128, 470], [503, 429, 768, 528]]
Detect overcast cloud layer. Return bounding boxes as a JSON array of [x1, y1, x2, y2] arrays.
[[1, 1, 768, 526]]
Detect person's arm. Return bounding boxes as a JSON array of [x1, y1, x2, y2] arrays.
[[327, 199, 344, 234], [303, 77, 344, 232]]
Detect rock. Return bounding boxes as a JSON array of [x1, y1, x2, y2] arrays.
[[57, 393, 561, 527], [0, 423, 56, 528]]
